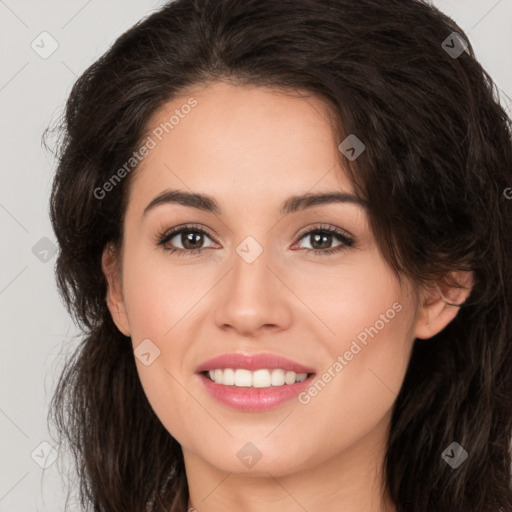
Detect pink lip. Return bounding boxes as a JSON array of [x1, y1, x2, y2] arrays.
[[195, 353, 316, 374], [198, 373, 314, 412], [195, 353, 316, 412]]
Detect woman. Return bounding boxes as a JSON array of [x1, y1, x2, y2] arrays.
[[45, 0, 512, 510]]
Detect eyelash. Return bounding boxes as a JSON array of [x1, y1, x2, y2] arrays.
[[156, 223, 356, 258]]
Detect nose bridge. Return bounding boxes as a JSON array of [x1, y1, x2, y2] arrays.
[[212, 233, 293, 334], [230, 233, 275, 298]]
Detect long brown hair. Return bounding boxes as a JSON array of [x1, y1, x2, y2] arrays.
[[45, 0, 512, 510]]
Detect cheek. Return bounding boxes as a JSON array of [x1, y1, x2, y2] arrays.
[[119, 247, 213, 442], [288, 247, 411, 352], [121, 246, 203, 340], [289, 255, 415, 429], [134, 363, 202, 452], [285, 302, 414, 468]]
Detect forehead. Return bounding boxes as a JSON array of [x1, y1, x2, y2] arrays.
[[126, 81, 355, 214]]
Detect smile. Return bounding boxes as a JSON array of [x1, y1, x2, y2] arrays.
[[196, 353, 316, 411]]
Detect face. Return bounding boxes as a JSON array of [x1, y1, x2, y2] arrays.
[[103, 80, 434, 478]]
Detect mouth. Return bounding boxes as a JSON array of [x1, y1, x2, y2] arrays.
[[195, 353, 316, 411]]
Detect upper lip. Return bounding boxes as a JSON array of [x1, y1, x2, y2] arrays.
[[196, 353, 316, 374]]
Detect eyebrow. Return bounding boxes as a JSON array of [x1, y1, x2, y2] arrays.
[[143, 189, 368, 217]]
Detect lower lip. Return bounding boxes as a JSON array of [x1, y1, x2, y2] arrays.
[[198, 372, 315, 412]]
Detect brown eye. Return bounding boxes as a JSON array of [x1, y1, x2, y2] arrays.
[[304, 231, 338, 250], [157, 225, 218, 257], [177, 230, 205, 250], [294, 225, 355, 255]]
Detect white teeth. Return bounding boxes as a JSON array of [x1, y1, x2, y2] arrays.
[[223, 368, 235, 385], [285, 371, 296, 385], [234, 369, 252, 387], [271, 369, 285, 386], [206, 368, 309, 387], [252, 369, 271, 388]]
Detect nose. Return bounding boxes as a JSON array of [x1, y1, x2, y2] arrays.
[[212, 243, 293, 337]]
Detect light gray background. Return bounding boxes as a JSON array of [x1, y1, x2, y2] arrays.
[[0, 1, 511, 510]]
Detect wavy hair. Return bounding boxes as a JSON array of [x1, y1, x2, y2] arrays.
[[45, 0, 512, 510]]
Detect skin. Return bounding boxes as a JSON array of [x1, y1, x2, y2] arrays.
[[102, 80, 473, 512]]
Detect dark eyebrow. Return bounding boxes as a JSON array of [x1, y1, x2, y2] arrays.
[[143, 189, 368, 217], [280, 192, 368, 214], [143, 190, 221, 216]]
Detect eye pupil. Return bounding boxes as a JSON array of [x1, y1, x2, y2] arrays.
[[311, 232, 331, 250], [182, 231, 203, 249]]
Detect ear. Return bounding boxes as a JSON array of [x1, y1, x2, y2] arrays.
[[101, 243, 131, 337], [414, 270, 474, 340]]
